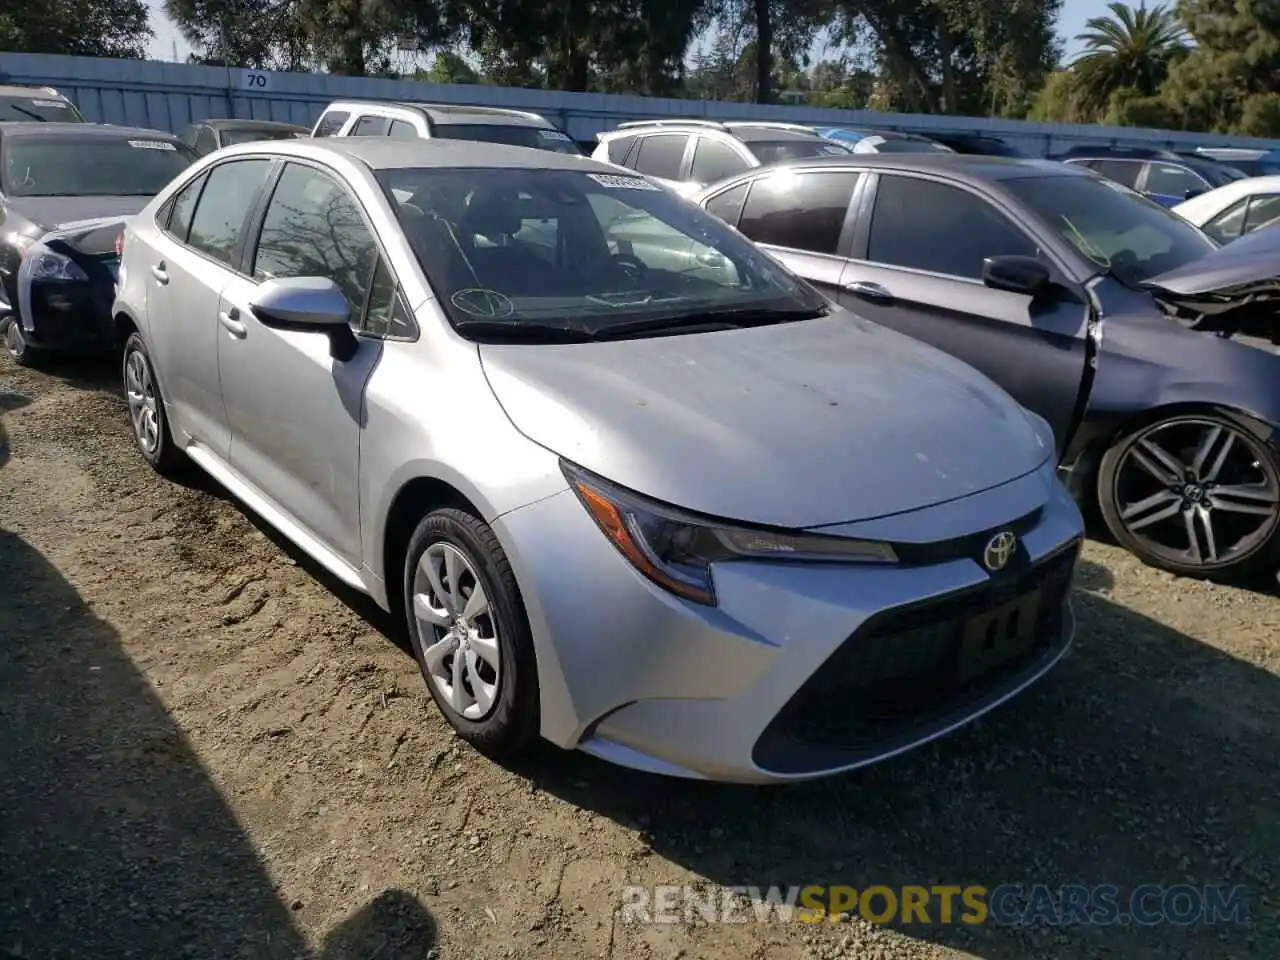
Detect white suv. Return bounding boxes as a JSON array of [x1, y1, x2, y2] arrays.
[[311, 100, 581, 154]]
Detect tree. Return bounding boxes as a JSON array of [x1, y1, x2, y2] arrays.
[[0, 0, 151, 58], [1070, 2, 1186, 115]]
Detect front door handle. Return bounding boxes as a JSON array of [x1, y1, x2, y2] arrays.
[[151, 262, 169, 284], [218, 306, 246, 338], [844, 280, 894, 302]]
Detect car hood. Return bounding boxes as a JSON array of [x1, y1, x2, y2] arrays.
[[1143, 227, 1280, 337], [478, 313, 1052, 529], [4, 195, 150, 232]]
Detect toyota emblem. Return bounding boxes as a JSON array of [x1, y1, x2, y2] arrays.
[[982, 531, 1018, 572]]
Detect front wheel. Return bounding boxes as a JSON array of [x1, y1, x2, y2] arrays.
[[402, 507, 540, 757], [1, 315, 38, 367], [1097, 410, 1280, 580]]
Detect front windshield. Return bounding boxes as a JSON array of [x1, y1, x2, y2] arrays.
[[749, 139, 852, 164], [222, 127, 305, 145], [378, 166, 826, 337], [1004, 172, 1217, 285], [0, 95, 83, 122], [434, 123, 582, 155], [1, 136, 196, 197]]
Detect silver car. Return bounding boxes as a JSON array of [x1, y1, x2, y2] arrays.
[[111, 138, 1085, 783]]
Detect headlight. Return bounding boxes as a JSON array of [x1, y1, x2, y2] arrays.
[[28, 250, 88, 282], [561, 461, 897, 606]]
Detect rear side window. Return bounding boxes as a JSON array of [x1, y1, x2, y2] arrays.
[[1144, 162, 1206, 197], [868, 175, 1037, 279], [690, 136, 752, 184], [605, 134, 638, 164], [388, 120, 418, 139], [313, 110, 349, 137], [737, 171, 861, 255], [1246, 194, 1280, 233], [703, 182, 749, 227], [351, 115, 389, 137], [631, 135, 689, 180], [186, 159, 274, 267], [1092, 159, 1142, 189], [164, 172, 207, 242]]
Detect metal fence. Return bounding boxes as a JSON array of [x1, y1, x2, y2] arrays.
[[3, 51, 1280, 157]]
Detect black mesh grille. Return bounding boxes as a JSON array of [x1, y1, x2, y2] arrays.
[[753, 540, 1080, 774]]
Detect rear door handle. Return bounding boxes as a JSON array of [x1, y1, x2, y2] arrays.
[[844, 280, 894, 302], [218, 306, 246, 338], [150, 262, 169, 284]]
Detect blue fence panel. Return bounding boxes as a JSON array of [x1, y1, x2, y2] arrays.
[[4, 51, 1280, 156]]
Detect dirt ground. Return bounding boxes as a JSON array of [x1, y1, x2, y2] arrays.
[[1, 354, 1276, 960]]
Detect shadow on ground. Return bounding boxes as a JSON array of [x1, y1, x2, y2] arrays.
[[510, 558, 1279, 959], [0, 530, 436, 960]]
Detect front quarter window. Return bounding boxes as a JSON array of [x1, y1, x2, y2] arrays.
[[377, 166, 825, 339]]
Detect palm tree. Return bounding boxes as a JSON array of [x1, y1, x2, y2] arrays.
[[1071, 2, 1187, 113]]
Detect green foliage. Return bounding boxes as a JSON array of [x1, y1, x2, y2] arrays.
[[0, 0, 151, 58]]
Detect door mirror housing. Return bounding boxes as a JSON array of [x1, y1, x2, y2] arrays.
[[248, 276, 359, 362], [982, 254, 1051, 297]]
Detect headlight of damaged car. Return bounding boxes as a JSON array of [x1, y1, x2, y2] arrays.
[[562, 461, 896, 606], [28, 251, 88, 282]]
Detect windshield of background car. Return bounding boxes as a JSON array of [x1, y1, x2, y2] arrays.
[[434, 123, 582, 154], [1004, 173, 1217, 285], [378, 166, 826, 334], [748, 139, 852, 164], [1204, 163, 1247, 185], [1, 135, 196, 197], [222, 128, 305, 145], [0, 95, 83, 122]]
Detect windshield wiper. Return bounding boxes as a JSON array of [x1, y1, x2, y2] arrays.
[[452, 319, 598, 343], [593, 306, 827, 339], [8, 105, 45, 121]]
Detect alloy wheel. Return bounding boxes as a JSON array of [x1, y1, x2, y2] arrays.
[[124, 347, 161, 455], [1112, 417, 1280, 569], [2, 318, 25, 361], [412, 542, 502, 720]]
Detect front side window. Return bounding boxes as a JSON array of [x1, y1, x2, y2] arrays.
[[630, 135, 689, 179], [388, 120, 419, 140], [1144, 163, 1206, 197], [0, 135, 197, 197], [377, 166, 826, 339], [252, 162, 378, 315], [868, 176, 1036, 279], [433, 123, 582, 154], [689, 137, 751, 184], [1004, 172, 1217, 285], [186, 159, 274, 266], [737, 170, 861, 255]]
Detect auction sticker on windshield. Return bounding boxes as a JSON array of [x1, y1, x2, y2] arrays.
[[539, 130, 572, 141], [587, 173, 660, 190], [128, 140, 177, 151], [32, 100, 70, 108]]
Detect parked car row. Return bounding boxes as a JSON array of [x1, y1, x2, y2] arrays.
[[5, 87, 1280, 785]]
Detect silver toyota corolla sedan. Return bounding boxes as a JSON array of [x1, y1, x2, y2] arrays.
[[111, 137, 1085, 783]]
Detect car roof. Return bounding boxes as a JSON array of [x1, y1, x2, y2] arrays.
[[0, 122, 180, 140], [746, 152, 1085, 183], [322, 100, 554, 127], [217, 136, 615, 172], [0, 84, 71, 100], [604, 121, 826, 143], [201, 118, 308, 132]]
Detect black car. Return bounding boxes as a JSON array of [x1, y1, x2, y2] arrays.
[[927, 133, 1030, 157], [0, 84, 85, 123], [177, 118, 309, 156], [694, 154, 1280, 581], [0, 123, 197, 364]]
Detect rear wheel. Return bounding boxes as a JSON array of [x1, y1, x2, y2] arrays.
[[1098, 410, 1280, 580], [122, 332, 184, 477], [402, 507, 540, 757]]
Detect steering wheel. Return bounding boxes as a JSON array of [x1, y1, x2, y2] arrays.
[[611, 254, 649, 284]]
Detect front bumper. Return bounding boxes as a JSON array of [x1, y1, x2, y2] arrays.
[[14, 276, 117, 352], [493, 462, 1085, 783]]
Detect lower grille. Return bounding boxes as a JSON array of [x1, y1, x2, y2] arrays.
[[753, 540, 1080, 774]]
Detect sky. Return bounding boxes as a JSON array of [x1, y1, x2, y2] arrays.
[[144, 0, 1112, 66]]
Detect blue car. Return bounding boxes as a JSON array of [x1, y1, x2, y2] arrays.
[[1057, 147, 1246, 207]]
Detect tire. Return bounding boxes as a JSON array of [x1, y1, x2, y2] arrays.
[[1, 315, 39, 367], [1097, 408, 1280, 581], [121, 332, 185, 477], [402, 507, 540, 757]]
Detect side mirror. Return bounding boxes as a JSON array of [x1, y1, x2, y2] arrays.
[[248, 276, 359, 362], [982, 254, 1051, 297]]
